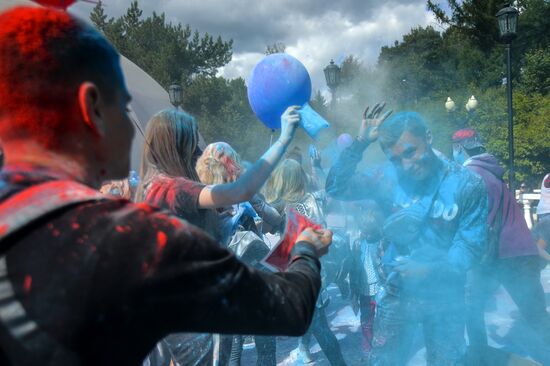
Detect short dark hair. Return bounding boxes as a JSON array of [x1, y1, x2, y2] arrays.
[[0, 6, 121, 149], [378, 111, 428, 148]]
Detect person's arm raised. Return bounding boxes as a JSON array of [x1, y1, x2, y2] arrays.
[[198, 106, 300, 209], [325, 102, 392, 201]]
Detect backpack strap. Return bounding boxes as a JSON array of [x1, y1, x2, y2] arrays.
[[0, 180, 106, 244], [0, 180, 107, 363]]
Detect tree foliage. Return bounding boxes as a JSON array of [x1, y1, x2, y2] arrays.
[[265, 42, 286, 55], [182, 76, 274, 160], [91, 0, 549, 181], [520, 48, 550, 95], [90, 0, 233, 88], [327, 0, 550, 183]]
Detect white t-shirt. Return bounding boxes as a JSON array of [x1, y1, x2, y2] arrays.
[[537, 173, 550, 215]]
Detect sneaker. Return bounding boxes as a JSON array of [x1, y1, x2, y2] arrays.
[[298, 343, 313, 364]]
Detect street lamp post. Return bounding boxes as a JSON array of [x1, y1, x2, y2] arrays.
[[445, 97, 456, 113], [496, 4, 519, 192], [465, 95, 478, 124], [324, 59, 341, 109], [445, 96, 457, 125], [168, 82, 183, 110], [445, 96, 478, 127], [465, 95, 478, 112]]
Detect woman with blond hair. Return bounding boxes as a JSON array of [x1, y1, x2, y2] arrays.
[[197, 142, 283, 239], [196, 142, 242, 185], [138, 107, 299, 366], [263, 159, 347, 366], [196, 141, 279, 366]]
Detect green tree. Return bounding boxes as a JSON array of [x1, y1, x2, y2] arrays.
[[427, 0, 502, 51], [265, 42, 286, 55], [520, 48, 550, 95], [310, 90, 328, 118], [183, 76, 272, 160], [89, 0, 107, 30], [339, 55, 362, 87], [468, 90, 550, 184], [90, 1, 233, 88], [378, 26, 452, 106]]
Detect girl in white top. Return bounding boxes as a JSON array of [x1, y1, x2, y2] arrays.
[[537, 173, 550, 218]]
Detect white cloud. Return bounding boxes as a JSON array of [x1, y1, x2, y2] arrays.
[[70, 0, 437, 94], [216, 2, 436, 94]]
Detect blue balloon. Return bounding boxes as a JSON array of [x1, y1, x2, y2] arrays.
[[248, 53, 312, 130]]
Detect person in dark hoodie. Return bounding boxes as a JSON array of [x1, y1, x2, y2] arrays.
[[452, 128, 550, 359], [0, 7, 330, 365]]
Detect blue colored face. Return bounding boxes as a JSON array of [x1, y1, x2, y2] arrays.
[[383, 131, 435, 182], [452, 145, 467, 165]]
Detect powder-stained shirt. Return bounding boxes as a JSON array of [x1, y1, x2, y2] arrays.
[[0, 164, 321, 366], [143, 174, 223, 242], [326, 140, 488, 296]]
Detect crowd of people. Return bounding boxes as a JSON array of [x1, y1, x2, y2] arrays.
[[0, 5, 549, 366]]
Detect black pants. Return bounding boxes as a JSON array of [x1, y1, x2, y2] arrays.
[[466, 256, 550, 347], [300, 307, 347, 366], [359, 295, 375, 327], [227, 335, 276, 366]]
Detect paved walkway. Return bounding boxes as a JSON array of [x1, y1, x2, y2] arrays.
[[241, 266, 550, 365]]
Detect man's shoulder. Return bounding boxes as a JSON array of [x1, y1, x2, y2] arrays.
[[446, 159, 483, 183], [443, 160, 487, 198], [63, 199, 209, 247]]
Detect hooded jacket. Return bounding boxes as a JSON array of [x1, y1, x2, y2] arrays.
[[464, 153, 538, 258]]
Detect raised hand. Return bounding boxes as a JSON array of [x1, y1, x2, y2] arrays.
[[279, 105, 301, 145], [309, 144, 321, 168], [358, 102, 393, 143]]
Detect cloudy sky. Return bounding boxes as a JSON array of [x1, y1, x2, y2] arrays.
[[70, 0, 442, 95]]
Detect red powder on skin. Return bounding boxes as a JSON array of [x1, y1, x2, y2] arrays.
[[0, 7, 81, 148], [3, 8, 74, 61], [71, 222, 80, 230], [23, 275, 32, 293]]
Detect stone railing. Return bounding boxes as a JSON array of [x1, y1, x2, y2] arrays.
[[517, 189, 541, 229]]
